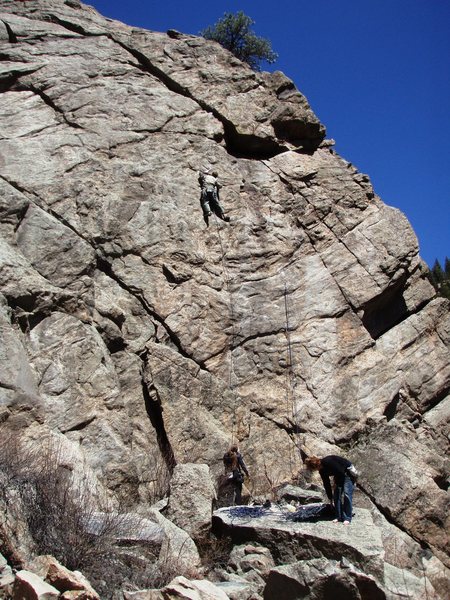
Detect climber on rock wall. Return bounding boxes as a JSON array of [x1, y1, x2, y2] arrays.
[[198, 170, 231, 227]]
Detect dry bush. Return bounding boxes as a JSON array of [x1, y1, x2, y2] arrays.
[[116, 536, 202, 596], [0, 428, 38, 566], [0, 429, 34, 485], [0, 430, 177, 598], [0, 432, 127, 590], [196, 532, 233, 574], [146, 447, 173, 504], [21, 439, 124, 572]]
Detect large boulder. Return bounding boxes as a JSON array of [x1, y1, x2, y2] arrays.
[[167, 463, 216, 539], [158, 576, 230, 600], [351, 419, 449, 566], [264, 558, 443, 600], [264, 559, 386, 600], [213, 579, 261, 600], [12, 570, 59, 600], [123, 576, 230, 600], [26, 555, 99, 599], [383, 563, 442, 600], [147, 507, 201, 574], [83, 512, 164, 546], [212, 506, 384, 580]]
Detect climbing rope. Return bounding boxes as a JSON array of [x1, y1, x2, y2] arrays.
[[213, 219, 300, 464], [282, 277, 301, 472], [222, 503, 334, 522], [210, 204, 300, 475], [213, 213, 238, 444], [283, 280, 294, 473]]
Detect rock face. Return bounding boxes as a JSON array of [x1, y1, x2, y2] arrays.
[[0, 0, 449, 596], [166, 463, 216, 539], [212, 505, 447, 599], [213, 507, 385, 580], [264, 559, 387, 600], [12, 569, 60, 600], [123, 576, 230, 600], [25, 555, 100, 599]]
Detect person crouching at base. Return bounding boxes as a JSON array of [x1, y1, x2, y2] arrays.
[[305, 455, 357, 525]]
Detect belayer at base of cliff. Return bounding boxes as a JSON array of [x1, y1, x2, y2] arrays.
[[223, 444, 250, 505]]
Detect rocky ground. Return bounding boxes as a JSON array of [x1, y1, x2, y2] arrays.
[[0, 1, 448, 598]]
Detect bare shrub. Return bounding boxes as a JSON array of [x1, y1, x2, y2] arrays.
[[0, 428, 38, 566], [0, 428, 34, 486], [146, 447, 172, 505], [0, 430, 173, 598], [118, 536, 201, 595], [19, 439, 118, 572], [145, 539, 199, 589], [196, 532, 233, 573]]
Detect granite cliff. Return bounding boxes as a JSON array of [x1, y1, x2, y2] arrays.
[[0, 1, 448, 598]]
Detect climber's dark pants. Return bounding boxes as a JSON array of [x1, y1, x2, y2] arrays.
[[231, 469, 244, 505], [201, 190, 225, 219], [234, 480, 244, 505], [333, 475, 354, 522]]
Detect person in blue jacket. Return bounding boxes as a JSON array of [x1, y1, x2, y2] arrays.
[[305, 455, 357, 524]]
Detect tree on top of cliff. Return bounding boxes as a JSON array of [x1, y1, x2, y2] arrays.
[[200, 11, 278, 71], [430, 257, 450, 300]]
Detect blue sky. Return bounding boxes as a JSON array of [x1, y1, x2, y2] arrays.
[[88, 0, 449, 269]]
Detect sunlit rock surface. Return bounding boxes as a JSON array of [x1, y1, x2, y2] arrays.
[[0, 0, 448, 596]]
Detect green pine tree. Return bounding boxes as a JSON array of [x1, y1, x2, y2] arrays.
[[431, 259, 444, 285], [441, 280, 450, 300], [445, 257, 450, 278], [201, 11, 278, 71], [430, 257, 450, 301]]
